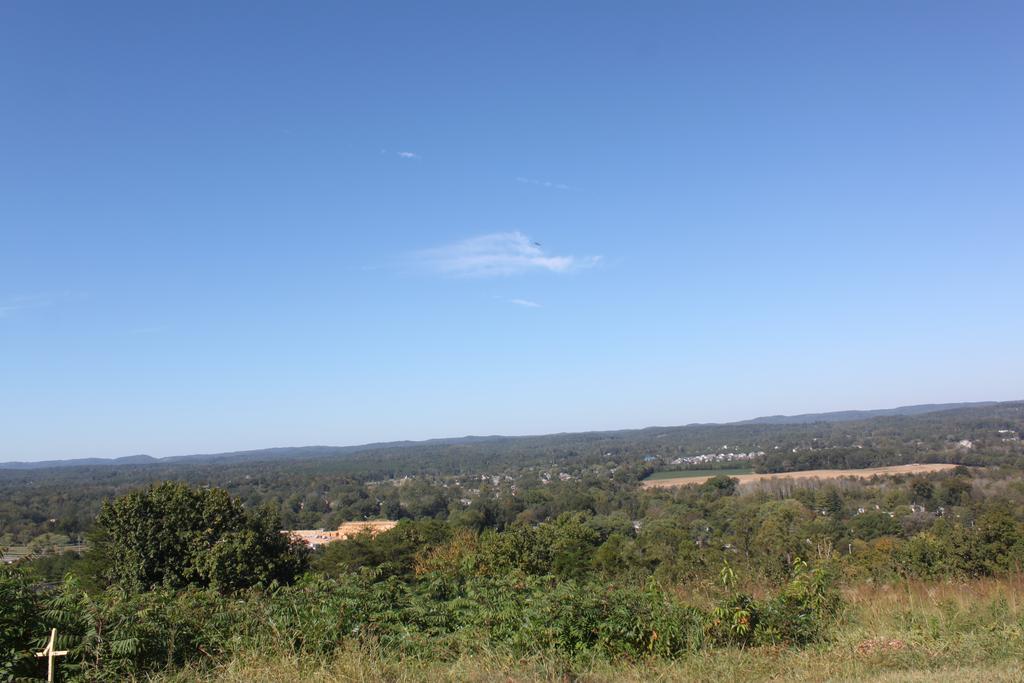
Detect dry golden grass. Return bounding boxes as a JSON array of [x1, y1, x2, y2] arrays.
[[153, 576, 1024, 683], [642, 463, 960, 489], [155, 650, 1024, 683]]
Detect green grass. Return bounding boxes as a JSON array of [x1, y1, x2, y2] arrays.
[[645, 467, 754, 480], [154, 576, 1024, 682]]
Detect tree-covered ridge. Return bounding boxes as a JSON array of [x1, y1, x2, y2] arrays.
[[1, 401, 1021, 545], [0, 400, 1006, 471]]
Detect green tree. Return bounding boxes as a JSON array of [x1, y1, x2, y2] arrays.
[[910, 479, 934, 503], [850, 511, 901, 541], [89, 482, 308, 593], [973, 509, 1024, 574], [939, 478, 972, 506], [895, 532, 953, 579], [0, 564, 44, 680], [315, 519, 450, 579], [815, 487, 844, 517], [540, 512, 601, 579], [700, 475, 739, 497], [754, 500, 813, 577]]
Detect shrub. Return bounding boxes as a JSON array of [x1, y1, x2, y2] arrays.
[[705, 558, 841, 647]]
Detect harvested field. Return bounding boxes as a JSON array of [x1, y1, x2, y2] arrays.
[[642, 463, 960, 489]]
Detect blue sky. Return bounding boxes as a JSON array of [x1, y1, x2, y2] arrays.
[[2, 2, 1022, 461]]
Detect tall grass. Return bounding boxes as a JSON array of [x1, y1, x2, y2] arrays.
[[152, 577, 1024, 683]]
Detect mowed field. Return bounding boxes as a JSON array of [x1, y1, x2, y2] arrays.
[[642, 463, 960, 489], [643, 467, 754, 481]]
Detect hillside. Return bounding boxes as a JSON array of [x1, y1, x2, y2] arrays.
[[1, 399, 1017, 470], [2, 400, 1022, 545], [735, 401, 999, 425]]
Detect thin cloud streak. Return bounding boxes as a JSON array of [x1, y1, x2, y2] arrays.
[[379, 149, 421, 159], [0, 293, 72, 319], [510, 298, 542, 308], [515, 176, 572, 190], [415, 232, 600, 277]]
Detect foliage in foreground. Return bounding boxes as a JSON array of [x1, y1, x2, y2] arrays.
[[1, 558, 838, 681], [149, 577, 1024, 683], [8, 468, 1024, 681]]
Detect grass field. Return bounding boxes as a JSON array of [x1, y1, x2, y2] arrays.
[[642, 463, 960, 489], [156, 576, 1024, 682], [644, 467, 754, 481]]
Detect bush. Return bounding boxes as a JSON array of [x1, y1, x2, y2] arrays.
[[705, 558, 841, 647], [4, 560, 842, 680]]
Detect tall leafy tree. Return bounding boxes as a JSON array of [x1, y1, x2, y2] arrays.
[[89, 482, 308, 592]]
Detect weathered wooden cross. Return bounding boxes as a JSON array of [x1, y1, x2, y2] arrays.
[[35, 628, 69, 682]]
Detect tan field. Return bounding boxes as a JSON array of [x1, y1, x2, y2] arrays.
[[642, 463, 960, 489], [289, 519, 398, 548]]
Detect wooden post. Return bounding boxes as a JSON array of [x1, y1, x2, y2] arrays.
[[35, 628, 69, 682]]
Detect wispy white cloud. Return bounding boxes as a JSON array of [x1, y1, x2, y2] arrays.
[[379, 149, 421, 160], [0, 293, 69, 319], [515, 177, 572, 191], [510, 298, 542, 308], [415, 232, 600, 277]]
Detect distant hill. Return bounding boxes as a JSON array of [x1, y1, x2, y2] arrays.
[[0, 454, 159, 470], [0, 438, 509, 470], [734, 401, 999, 425], [0, 400, 1013, 470]]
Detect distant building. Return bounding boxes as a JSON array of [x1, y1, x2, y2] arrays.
[[673, 451, 764, 466], [287, 520, 398, 548]]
